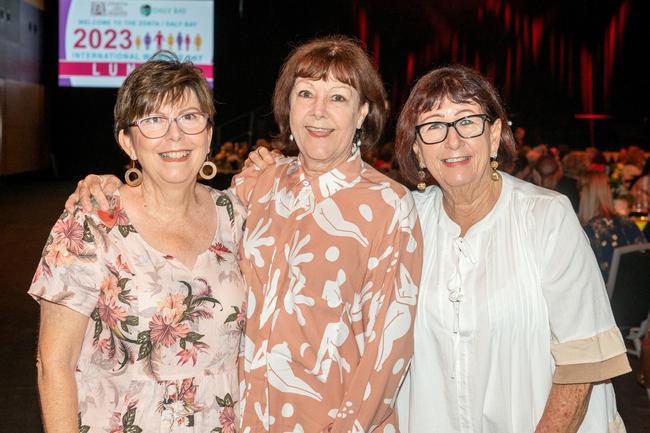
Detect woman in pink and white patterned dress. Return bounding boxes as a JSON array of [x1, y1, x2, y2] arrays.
[[231, 36, 422, 433], [30, 54, 245, 433]]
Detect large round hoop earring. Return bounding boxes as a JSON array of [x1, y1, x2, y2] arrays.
[[200, 159, 217, 180], [125, 159, 142, 187]]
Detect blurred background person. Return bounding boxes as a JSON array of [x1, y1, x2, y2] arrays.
[[579, 170, 646, 282], [537, 153, 580, 211]]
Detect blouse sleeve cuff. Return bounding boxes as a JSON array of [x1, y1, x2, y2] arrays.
[[551, 326, 626, 364], [552, 353, 631, 384]]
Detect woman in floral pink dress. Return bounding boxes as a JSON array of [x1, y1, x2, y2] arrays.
[[29, 54, 245, 433]]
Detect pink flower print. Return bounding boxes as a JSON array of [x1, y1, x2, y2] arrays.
[[98, 293, 127, 329], [218, 406, 236, 433], [176, 338, 209, 366], [158, 293, 188, 323], [149, 313, 190, 347], [100, 273, 121, 304], [237, 300, 247, 330], [33, 255, 54, 282], [45, 242, 72, 268], [108, 398, 139, 433], [115, 254, 133, 275], [180, 378, 197, 403], [96, 337, 111, 353], [176, 347, 198, 366], [193, 278, 212, 297], [52, 216, 85, 254], [115, 208, 129, 227], [209, 242, 231, 262]]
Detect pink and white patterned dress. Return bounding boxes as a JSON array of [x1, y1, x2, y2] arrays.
[[231, 152, 423, 433], [29, 186, 246, 433]]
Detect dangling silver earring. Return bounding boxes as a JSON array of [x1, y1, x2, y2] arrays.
[[199, 155, 217, 180], [417, 164, 427, 191], [351, 129, 362, 155], [490, 156, 501, 181], [289, 132, 294, 142]]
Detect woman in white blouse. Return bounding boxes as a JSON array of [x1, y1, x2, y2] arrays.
[[394, 65, 630, 433]]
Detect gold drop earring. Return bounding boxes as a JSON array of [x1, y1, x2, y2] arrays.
[[490, 156, 501, 181], [417, 163, 427, 191]]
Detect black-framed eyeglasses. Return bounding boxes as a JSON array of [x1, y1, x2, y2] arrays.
[[128, 112, 210, 139], [415, 114, 492, 145]]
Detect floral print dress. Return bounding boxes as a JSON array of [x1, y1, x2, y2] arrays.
[[29, 187, 246, 433], [583, 215, 646, 282]]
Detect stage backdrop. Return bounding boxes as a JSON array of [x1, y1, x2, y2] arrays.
[[58, 0, 214, 87]]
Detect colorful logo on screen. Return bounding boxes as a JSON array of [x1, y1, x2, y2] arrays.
[[140, 5, 152, 16], [90, 1, 127, 17], [90, 2, 105, 16]]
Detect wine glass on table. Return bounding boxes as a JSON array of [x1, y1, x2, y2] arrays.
[[629, 200, 648, 232]]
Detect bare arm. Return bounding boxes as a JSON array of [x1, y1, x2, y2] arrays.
[[64, 174, 123, 213], [535, 383, 593, 433], [37, 301, 89, 433]]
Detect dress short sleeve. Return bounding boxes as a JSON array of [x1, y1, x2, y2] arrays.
[[28, 207, 103, 317], [538, 195, 631, 383], [214, 188, 247, 247]]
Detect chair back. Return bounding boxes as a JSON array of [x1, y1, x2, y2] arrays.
[[608, 243, 650, 327]]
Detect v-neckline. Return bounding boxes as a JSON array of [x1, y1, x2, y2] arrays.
[[114, 186, 221, 273]]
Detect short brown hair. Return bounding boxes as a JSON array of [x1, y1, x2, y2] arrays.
[[114, 51, 215, 142], [272, 35, 387, 150], [395, 65, 517, 185]]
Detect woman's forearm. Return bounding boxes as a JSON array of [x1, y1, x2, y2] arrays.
[[535, 382, 592, 433], [37, 357, 80, 433], [36, 302, 88, 433]]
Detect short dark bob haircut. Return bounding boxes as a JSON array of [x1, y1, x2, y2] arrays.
[[114, 51, 215, 142], [272, 35, 388, 151], [395, 64, 516, 186]]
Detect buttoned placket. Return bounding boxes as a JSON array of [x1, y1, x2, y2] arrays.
[[259, 169, 315, 430], [450, 237, 477, 433], [242, 154, 365, 431]]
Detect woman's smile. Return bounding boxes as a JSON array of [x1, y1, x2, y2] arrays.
[[305, 126, 334, 138], [159, 149, 193, 161], [441, 156, 472, 167]]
